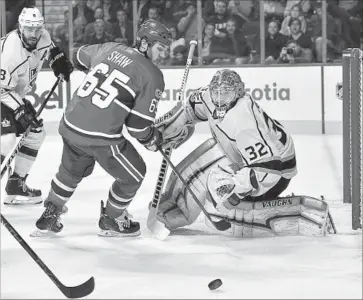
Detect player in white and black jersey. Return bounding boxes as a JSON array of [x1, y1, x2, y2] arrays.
[[0, 7, 73, 205], [150, 69, 304, 237]]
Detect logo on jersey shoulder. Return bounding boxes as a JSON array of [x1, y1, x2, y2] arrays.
[[155, 89, 162, 99], [1, 118, 11, 128]]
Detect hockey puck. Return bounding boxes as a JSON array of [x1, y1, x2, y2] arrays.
[[208, 279, 223, 290]]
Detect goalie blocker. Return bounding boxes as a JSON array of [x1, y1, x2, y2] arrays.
[[155, 139, 336, 237]]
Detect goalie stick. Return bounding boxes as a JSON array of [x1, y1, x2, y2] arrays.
[[0, 214, 95, 298], [147, 40, 197, 239], [1, 77, 61, 179]]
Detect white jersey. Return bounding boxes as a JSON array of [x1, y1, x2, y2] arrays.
[[0, 29, 53, 110], [186, 86, 297, 196]]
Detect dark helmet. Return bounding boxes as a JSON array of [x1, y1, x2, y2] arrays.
[[136, 19, 172, 47]]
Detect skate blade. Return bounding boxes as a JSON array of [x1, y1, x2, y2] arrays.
[[30, 229, 59, 238], [98, 229, 141, 238], [4, 195, 42, 205]]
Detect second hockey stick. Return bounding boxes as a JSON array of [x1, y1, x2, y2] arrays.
[[158, 148, 231, 232], [147, 40, 197, 239], [1, 77, 61, 179], [0, 214, 95, 298]]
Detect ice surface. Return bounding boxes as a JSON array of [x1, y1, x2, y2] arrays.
[[1, 133, 362, 299]]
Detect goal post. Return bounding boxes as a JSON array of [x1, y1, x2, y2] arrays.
[[342, 48, 362, 230]]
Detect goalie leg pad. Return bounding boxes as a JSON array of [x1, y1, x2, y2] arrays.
[[157, 138, 229, 229], [206, 195, 335, 238]]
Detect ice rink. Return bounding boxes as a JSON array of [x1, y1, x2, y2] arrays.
[[1, 132, 362, 299]]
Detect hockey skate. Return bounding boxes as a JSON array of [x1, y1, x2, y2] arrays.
[[30, 202, 65, 237], [4, 173, 42, 205], [98, 201, 140, 237]]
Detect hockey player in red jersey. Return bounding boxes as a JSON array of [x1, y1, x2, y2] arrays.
[[33, 20, 172, 237], [1, 7, 73, 205]]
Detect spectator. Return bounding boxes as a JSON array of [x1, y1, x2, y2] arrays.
[[309, 4, 340, 62], [84, 7, 113, 37], [138, 0, 168, 24], [169, 25, 186, 59], [280, 4, 307, 35], [265, 20, 288, 63], [87, 0, 102, 11], [204, 0, 230, 39], [73, 18, 87, 47], [171, 45, 187, 65], [286, 18, 313, 61], [201, 23, 215, 63], [146, 6, 168, 25], [278, 41, 312, 63], [210, 18, 251, 65], [73, 0, 94, 24], [112, 9, 134, 46], [228, 0, 255, 28], [264, 0, 285, 23], [83, 19, 114, 45], [114, 0, 133, 19], [284, 0, 312, 17], [54, 10, 71, 55], [177, 2, 203, 44], [169, 0, 194, 25], [324, 0, 361, 48], [101, 0, 115, 22]]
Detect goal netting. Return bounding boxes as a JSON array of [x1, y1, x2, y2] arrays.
[[342, 48, 362, 230]]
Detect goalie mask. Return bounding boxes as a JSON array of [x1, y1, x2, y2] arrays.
[[18, 7, 44, 50], [209, 69, 245, 119]]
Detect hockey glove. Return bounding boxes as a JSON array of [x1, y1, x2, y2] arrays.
[[156, 102, 195, 150], [139, 127, 163, 152], [49, 47, 74, 82], [14, 99, 43, 132]]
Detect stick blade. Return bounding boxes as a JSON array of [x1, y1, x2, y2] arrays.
[[60, 276, 95, 299], [148, 219, 170, 241]]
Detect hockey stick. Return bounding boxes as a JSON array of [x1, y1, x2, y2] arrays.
[[1, 77, 61, 179], [147, 40, 197, 239], [0, 214, 95, 298], [158, 148, 231, 231]]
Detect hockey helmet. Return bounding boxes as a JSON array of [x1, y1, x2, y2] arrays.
[[136, 20, 172, 48], [18, 7, 44, 28], [18, 7, 44, 50], [209, 69, 245, 119]]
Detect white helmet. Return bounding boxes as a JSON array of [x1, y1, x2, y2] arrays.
[[18, 7, 44, 28]]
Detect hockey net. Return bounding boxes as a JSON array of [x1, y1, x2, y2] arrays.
[[342, 48, 362, 230]]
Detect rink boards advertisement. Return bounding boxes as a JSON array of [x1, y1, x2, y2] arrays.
[[27, 66, 326, 132]]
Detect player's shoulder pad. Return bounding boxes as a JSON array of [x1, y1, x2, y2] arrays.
[[1, 31, 22, 54], [232, 93, 255, 115], [148, 63, 165, 88], [37, 29, 52, 50]]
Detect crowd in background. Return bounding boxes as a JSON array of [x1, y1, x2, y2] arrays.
[[4, 0, 363, 66]]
